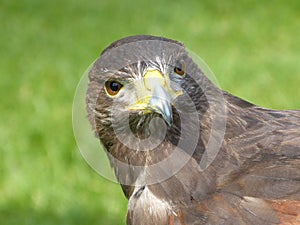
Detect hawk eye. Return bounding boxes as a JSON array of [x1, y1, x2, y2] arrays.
[[105, 80, 123, 96], [174, 60, 186, 76]]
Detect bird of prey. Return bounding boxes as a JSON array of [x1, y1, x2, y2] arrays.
[[86, 35, 300, 225]]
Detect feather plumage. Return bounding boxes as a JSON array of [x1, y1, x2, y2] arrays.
[[87, 35, 300, 225]]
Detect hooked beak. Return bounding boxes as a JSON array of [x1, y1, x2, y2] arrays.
[[148, 84, 173, 126], [127, 70, 178, 126]]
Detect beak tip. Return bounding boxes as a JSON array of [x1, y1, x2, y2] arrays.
[[148, 96, 173, 127], [164, 114, 173, 127]]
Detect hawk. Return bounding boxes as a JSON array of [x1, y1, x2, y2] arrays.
[[86, 35, 300, 225]]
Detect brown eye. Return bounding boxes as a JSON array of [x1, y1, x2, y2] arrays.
[[105, 80, 123, 96], [174, 60, 185, 76]]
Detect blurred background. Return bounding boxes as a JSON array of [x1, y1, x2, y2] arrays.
[[1, 0, 299, 224]]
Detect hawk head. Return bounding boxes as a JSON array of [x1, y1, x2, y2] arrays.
[[86, 35, 224, 186]]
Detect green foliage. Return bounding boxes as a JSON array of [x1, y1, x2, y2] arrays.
[[0, 0, 299, 224]]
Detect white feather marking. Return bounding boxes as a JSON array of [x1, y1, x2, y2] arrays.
[[128, 186, 172, 222]]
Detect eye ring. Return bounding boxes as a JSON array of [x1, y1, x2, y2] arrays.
[[174, 60, 186, 76], [105, 80, 123, 96]]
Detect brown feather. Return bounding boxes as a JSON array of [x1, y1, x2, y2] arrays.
[[267, 200, 300, 225], [86, 35, 300, 225]]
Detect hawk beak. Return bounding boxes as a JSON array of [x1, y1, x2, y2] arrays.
[[148, 84, 173, 126], [127, 70, 174, 126]]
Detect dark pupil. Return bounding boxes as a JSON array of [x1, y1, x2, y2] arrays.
[[110, 82, 119, 92]]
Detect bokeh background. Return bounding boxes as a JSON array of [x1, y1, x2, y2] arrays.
[[1, 0, 299, 224]]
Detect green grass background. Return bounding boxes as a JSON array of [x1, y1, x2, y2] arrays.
[[1, 0, 299, 224]]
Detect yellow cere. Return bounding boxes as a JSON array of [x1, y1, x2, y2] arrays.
[[127, 96, 151, 110], [143, 70, 166, 91], [127, 69, 181, 113]]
